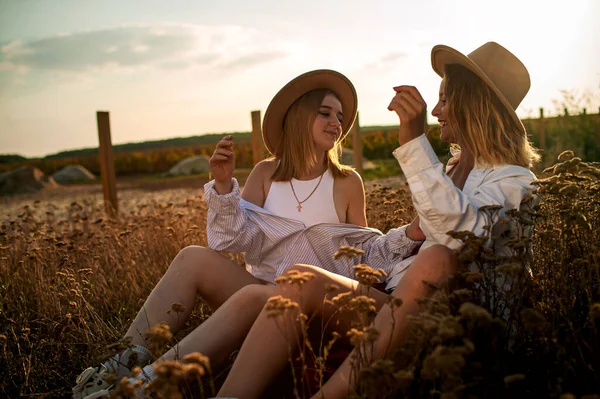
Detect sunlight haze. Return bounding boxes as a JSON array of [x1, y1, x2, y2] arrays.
[[0, 0, 598, 157]]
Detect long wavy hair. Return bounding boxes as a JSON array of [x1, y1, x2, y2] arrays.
[[444, 64, 540, 167], [271, 88, 353, 181]]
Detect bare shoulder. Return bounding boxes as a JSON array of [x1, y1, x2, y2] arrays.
[[243, 159, 277, 206], [335, 169, 365, 194], [250, 159, 277, 181]]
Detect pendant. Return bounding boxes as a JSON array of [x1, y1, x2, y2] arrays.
[[297, 204, 302, 212]]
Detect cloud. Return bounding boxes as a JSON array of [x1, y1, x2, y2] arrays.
[[219, 51, 287, 72], [0, 23, 288, 74], [380, 52, 409, 63], [361, 50, 410, 71]]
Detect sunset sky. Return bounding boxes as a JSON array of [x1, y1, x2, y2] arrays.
[[1, 0, 599, 157]]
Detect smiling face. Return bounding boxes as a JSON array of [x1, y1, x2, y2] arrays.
[[311, 93, 343, 152], [431, 79, 456, 144]]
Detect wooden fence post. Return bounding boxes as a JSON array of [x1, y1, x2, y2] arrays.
[[539, 107, 546, 151], [351, 112, 363, 177], [96, 111, 118, 217], [251, 110, 264, 165]]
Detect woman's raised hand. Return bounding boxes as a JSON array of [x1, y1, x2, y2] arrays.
[[210, 135, 235, 194], [387, 85, 427, 145]]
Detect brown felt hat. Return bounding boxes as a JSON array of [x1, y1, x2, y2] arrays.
[[431, 42, 530, 134], [262, 69, 358, 156]]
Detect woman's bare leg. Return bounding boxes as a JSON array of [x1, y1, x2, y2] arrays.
[[125, 246, 261, 347], [154, 284, 276, 368], [312, 244, 456, 399], [217, 264, 389, 399]]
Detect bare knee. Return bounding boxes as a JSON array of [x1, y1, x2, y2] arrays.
[[170, 246, 214, 274], [422, 244, 453, 263], [415, 244, 456, 283], [229, 284, 274, 312]]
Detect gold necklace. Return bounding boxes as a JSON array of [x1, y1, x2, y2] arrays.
[[289, 172, 325, 212]]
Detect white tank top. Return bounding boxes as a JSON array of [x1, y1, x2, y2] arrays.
[[263, 169, 340, 227]]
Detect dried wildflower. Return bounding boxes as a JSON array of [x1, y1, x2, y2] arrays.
[[347, 326, 381, 347], [437, 317, 464, 340], [167, 302, 186, 315], [265, 295, 299, 317], [153, 360, 185, 381], [357, 359, 397, 396], [348, 295, 377, 315], [274, 269, 316, 288], [458, 302, 492, 322], [148, 360, 186, 398], [354, 264, 386, 286], [182, 363, 205, 378], [111, 376, 137, 399], [394, 367, 414, 388], [144, 323, 173, 357], [334, 245, 365, 260], [183, 352, 210, 370], [331, 291, 354, 307], [129, 366, 142, 378], [421, 345, 468, 380]]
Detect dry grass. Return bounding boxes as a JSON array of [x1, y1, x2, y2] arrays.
[[1, 154, 600, 398]]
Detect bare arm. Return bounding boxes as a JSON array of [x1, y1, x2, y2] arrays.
[[344, 170, 368, 227], [406, 217, 425, 241], [209, 135, 236, 194]]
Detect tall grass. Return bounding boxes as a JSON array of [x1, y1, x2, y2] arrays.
[[1, 152, 599, 398]]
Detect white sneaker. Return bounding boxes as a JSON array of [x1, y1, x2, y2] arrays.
[[72, 365, 114, 399]]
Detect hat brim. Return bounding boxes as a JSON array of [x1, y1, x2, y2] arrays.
[[262, 69, 358, 156], [431, 45, 525, 134]]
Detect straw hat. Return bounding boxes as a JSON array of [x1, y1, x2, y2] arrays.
[[262, 69, 358, 156], [431, 42, 530, 133]]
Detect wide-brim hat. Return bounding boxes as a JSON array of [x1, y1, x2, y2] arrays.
[[262, 69, 358, 156], [431, 42, 530, 134]]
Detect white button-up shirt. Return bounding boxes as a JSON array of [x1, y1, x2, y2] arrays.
[[385, 134, 538, 289]]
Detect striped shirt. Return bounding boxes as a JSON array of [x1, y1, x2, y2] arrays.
[[204, 178, 421, 284]]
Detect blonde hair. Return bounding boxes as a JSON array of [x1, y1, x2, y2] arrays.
[[444, 64, 540, 167], [272, 88, 353, 181]]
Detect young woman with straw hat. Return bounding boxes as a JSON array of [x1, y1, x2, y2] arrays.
[[215, 41, 541, 399], [72, 70, 423, 399]]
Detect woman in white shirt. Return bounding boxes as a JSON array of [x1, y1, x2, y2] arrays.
[[216, 42, 541, 399], [73, 70, 421, 399]]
